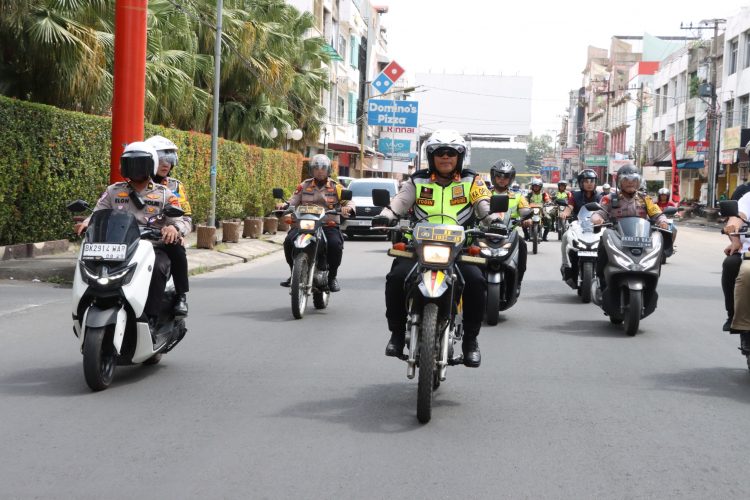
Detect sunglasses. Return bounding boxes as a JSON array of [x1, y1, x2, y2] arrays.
[[495, 172, 512, 178], [433, 148, 459, 158]]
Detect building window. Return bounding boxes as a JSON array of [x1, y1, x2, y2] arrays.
[[726, 100, 735, 128], [741, 95, 749, 128], [349, 35, 359, 68], [698, 119, 706, 140], [348, 92, 357, 124], [654, 89, 661, 116], [662, 85, 668, 114], [338, 34, 346, 59], [338, 96, 345, 124], [745, 31, 750, 68], [729, 38, 739, 75], [687, 117, 695, 141]]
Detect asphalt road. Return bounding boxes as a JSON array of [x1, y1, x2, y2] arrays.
[[1, 226, 749, 499]]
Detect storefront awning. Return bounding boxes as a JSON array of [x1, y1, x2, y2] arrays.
[[327, 141, 361, 153], [677, 160, 704, 169]]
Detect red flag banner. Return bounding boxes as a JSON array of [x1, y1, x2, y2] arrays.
[[670, 135, 680, 204]]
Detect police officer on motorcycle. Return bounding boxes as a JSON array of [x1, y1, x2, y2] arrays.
[[526, 178, 553, 241], [75, 142, 190, 332], [554, 180, 572, 203], [591, 164, 669, 289], [145, 135, 191, 317], [374, 130, 495, 367], [278, 154, 355, 292], [490, 159, 529, 294], [559, 169, 601, 287]]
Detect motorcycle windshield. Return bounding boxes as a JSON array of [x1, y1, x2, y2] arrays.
[[578, 207, 594, 232], [86, 209, 141, 245], [617, 217, 652, 248]]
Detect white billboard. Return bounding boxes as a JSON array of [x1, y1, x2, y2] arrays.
[[413, 73, 532, 136]]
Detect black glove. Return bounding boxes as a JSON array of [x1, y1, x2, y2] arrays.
[[372, 215, 395, 228]]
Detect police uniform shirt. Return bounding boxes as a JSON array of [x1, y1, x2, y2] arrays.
[[286, 178, 355, 225]]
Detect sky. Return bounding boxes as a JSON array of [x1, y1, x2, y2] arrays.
[[385, 0, 745, 137]]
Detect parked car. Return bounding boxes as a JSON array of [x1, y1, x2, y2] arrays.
[[341, 178, 400, 239]]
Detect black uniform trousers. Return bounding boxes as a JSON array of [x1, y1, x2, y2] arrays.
[[722, 252, 743, 320], [385, 257, 486, 339], [161, 241, 189, 295], [284, 226, 344, 278]]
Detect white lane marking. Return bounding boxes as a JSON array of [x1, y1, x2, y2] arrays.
[[0, 304, 42, 318]]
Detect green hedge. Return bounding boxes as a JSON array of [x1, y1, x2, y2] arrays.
[[0, 95, 302, 245]]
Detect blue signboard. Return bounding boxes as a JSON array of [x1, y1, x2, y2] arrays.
[[371, 72, 394, 95], [367, 100, 419, 127], [378, 138, 412, 156]]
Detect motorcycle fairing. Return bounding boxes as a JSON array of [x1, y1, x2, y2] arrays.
[[294, 233, 314, 249], [418, 270, 449, 298]]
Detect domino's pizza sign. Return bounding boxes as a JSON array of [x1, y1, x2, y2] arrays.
[[371, 60, 405, 96]]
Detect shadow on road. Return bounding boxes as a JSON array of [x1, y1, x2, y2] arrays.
[[274, 382, 459, 433], [0, 363, 164, 397], [225, 307, 296, 322], [645, 366, 750, 405], [532, 292, 584, 305], [554, 319, 634, 338]]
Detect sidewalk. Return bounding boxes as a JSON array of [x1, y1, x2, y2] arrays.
[[0, 228, 287, 283]]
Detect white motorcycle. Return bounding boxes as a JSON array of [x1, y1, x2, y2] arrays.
[[67, 200, 187, 391], [562, 205, 603, 303]]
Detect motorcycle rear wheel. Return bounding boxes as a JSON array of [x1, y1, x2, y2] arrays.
[[624, 289, 642, 336], [83, 325, 117, 391], [291, 253, 310, 319], [486, 283, 500, 326], [417, 303, 438, 424], [580, 262, 593, 304]]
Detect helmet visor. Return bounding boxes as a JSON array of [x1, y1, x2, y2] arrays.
[[157, 151, 177, 167], [120, 155, 153, 181]]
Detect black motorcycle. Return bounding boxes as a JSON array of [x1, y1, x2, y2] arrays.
[[587, 202, 677, 336], [273, 188, 352, 320], [372, 190, 507, 423], [476, 206, 528, 325]]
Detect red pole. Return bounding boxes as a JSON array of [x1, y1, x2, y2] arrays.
[[110, 0, 148, 183]]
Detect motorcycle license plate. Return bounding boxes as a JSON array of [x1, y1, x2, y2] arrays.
[[578, 251, 597, 257], [532, 216, 540, 222], [82, 243, 127, 261], [621, 236, 651, 248]]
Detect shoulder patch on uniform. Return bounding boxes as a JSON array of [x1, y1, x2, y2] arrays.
[[116, 191, 129, 198]]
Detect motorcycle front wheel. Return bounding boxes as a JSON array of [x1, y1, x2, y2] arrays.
[[580, 262, 594, 304], [557, 218, 565, 240], [83, 325, 117, 391], [417, 303, 439, 424], [291, 253, 310, 319], [531, 224, 539, 254], [624, 289, 642, 336], [486, 282, 500, 326]]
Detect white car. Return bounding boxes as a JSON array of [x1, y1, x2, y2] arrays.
[[341, 178, 400, 239]]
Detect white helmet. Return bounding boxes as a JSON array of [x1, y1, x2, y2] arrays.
[[658, 187, 670, 196], [424, 129, 466, 174], [120, 142, 159, 181], [602, 183, 611, 190], [145, 135, 179, 169], [308, 154, 332, 176]]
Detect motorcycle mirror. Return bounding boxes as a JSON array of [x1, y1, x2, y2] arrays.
[[719, 200, 739, 218], [490, 194, 509, 213], [163, 205, 185, 218], [340, 189, 352, 201], [662, 206, 678, 216], [584, 202, 602, 211], [372, 188, 391, 207], [66, 199, 90, 212], [555, 198, 568, 207], [272, 187, 285, 200]]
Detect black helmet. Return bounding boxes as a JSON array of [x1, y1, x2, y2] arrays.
[[577, 169, 597, 186], [490, 159, 515, 183], [616, 164, 640, 190]]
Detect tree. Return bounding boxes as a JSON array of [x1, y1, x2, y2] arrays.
[[526, 134, 554, 168]]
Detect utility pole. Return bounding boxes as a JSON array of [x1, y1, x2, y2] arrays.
[[207, 0, 223, 227], [635, 82, 644, 172], [682, 18, 725, 207]]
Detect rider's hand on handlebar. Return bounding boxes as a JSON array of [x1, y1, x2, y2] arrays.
[[658, 221, 669, 230], [521, 219, 532, 228], [75, 221, 88, 236], [372, 215, 395, 228], [341, 205, 354, 217], [275, 202, 287, 211], [161, 225, 180, 244], [725, 240, 742, 256]]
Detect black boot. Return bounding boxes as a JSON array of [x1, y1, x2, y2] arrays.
[[542, 228, 549, 241], [462, 336, 481, 367], [280, 276, 291, 287], [173, 293, 188, 317], [328, 277, 341, 292], [385, 331, 405, 358]]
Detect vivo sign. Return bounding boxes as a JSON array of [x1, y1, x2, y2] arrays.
[[367, 100, 419, 127]]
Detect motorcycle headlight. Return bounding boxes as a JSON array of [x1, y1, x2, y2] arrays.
[[299, 220, 315, 231], [420, 244, 451, 265]]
